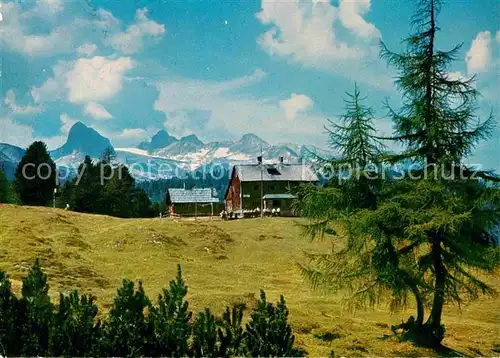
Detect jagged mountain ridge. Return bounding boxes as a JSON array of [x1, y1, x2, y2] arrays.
[[138, 129, 177, 152], [154, 134, 205, 157], [136, 130, 325, 165], [0, 124, 327, 181], [227, 133, 270, 155]]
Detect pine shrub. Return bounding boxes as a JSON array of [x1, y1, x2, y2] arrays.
[[0, 272, 22, 356], [218, 304, 245, 356], [244, 290, 304, 357], [19, 258, 53, 356], [50, 291, 101, 356], [148, 264, 192, 356], [192, 308, 219, 357], [0, 260, 305, 357], [102, 280, 152, 357]]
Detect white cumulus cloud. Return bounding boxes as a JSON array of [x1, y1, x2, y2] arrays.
[[447, 72, 467, 81], [255, 0, 390, 89], [0, 1, 82, 57], [0, 117, 65, 149], [67, 57, 135, 103], [118, 128, 149, 140], [257, 0, 360, 63], [35, 0, 64, 16], [32, 56, 135, 104], [0, 2, 164, 58], [338, 0, 381, 39], [0, 117, 34, 147], [115, 128, 151, 146], [4, 89, 43, 116], [280, 93, 313, 120], [153, 70, 326, 145], [76, 43, 97, 57], [108, 8, 166, 54], [98, 126, 157, 147], [84, 102, 113, 120], [59, 113, 78, 135], [256, 0, 380, 63], [465, 31, 493, 75]]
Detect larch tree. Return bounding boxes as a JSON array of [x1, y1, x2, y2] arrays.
[[380, 0, 499, 345], [302, 83, 385, 216], [296, 85, 422, 323], [326, 83, 386, 211], [297, 83, 384, 224], [380, 0, 494, 169], [328, 83, 384, 168], [298, 0, 500, 348]]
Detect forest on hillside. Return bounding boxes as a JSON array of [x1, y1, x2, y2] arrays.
[[136, 168, 230, 204]]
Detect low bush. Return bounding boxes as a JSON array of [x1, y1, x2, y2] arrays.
[[0, 259, 304, 357]]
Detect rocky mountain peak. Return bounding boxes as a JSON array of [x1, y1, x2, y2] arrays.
[[51, 122, 114, 159]]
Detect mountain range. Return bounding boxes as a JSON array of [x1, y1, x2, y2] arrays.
[[0, 122, 328, 181]]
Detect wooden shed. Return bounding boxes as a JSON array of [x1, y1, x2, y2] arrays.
[[166, 188, 220, 217]]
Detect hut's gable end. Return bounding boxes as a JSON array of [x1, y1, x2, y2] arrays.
[[225, 168, 241, 212]]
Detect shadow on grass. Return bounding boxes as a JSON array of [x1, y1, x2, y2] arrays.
[[383, 320, 474, 357], [390, 332, 473, 357], [314, 331, 341, 342], [391, 345, 472, 358], [434, 344, 473, 358]]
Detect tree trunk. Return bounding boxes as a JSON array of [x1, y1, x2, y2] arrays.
[[425, 0, 437, 165], [426, 238, 446, 344], [410, 284, 425, 327]]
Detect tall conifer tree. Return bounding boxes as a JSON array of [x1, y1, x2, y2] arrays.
[[380, 0, 499, 344], [298, 0, 500, 347], [380, 0, 494, 170], [14, 141, 56, 206], [325, 83, 385, 210], [0, 167, 10, 203], [327, 83, 383, 169], [296, 85, 419, 320]]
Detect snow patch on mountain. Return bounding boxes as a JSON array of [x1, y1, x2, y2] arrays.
[[0, 122, 331, 181], [53, 151, 86, 168], [212, 147, 251, 161], [116, 147, 169, 159]]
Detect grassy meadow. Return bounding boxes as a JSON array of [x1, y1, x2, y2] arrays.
[[0, 204, 498, 356]]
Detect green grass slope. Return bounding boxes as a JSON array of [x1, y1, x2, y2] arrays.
[[0, 204, 498, 356]]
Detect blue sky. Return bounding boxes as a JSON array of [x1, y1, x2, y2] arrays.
[[1, 0, 498, 170]]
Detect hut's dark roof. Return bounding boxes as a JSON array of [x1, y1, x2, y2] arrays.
[[235, 164, 319, 182], [262, 193, 297, 199], [168, 188, 219, 204]]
